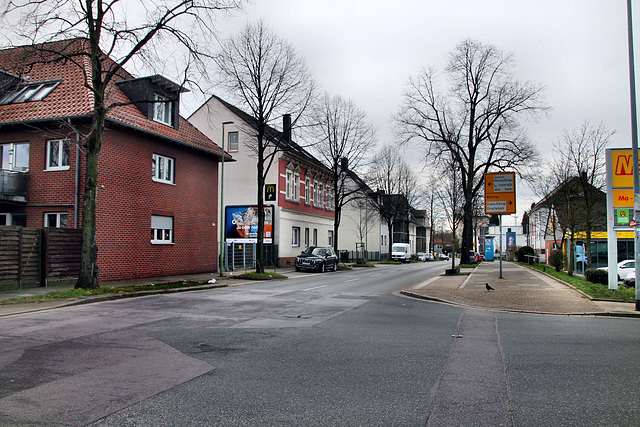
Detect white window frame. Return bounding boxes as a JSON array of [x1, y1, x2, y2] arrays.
[[1, 142, 30, 172], [152, 153, 175, 184], [44, 212, 68, 228], [304, 177, 311, 205], [0, 213, 10, 226], [304, 227, 310, 247], [286, 171, 292, 199], [292, 226, 300, 247], [46, 139, 70, 171], [228, 131, 239, 152], [328, 230, 334, 247], [286, 169, 299, 202], [314, 181, 322, 207], [0, 80, 59, 105], [153, 94, 173, 125], [313, 228, 318, 246], [151, 215, 174, 244]]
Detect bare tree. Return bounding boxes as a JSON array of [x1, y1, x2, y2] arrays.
[[395, 39, 548, 264], [1, 0, 241, 288], [549, 120, 613, 273], [215, 20, 315, 273], [367, 144, 419, 260], [435, 157, 464, 269], [309, 94, 376, 252], [349, 194, 378, 257], [421, 175, 445, 254]]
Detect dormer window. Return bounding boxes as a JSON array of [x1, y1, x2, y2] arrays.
[[154, 94, 173, 125], [0, 80, 60, 105]]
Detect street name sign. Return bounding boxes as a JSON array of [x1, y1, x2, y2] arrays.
[[484, 172, 516, 215]]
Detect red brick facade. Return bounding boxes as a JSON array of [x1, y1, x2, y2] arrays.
[[0, 123, 219, 281], [0, 40, 225, 283], [278, 157, 334, 218]]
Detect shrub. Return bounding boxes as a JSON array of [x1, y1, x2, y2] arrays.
[[548, 249, 564, 272], [515, 246, 535, 263], [585, 268, 608, 286]]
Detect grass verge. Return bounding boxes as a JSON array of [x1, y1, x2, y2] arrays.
[[0, 281, 219, 305], [519, 262, 635, 301]]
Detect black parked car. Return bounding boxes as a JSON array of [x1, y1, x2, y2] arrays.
[[295, 246, 338, 272]]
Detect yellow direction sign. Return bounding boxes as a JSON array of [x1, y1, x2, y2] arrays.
[[485, 172, 516, 214]]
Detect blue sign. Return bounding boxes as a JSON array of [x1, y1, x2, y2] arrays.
[[485, 237, 495, 261], [506, 231, 516, 249]]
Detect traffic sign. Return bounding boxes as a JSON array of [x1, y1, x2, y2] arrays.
[[485, 172, 516, 215], [265, 183, 276, 201]]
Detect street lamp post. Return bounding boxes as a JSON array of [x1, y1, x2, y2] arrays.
[[220, 121, 233, 277]]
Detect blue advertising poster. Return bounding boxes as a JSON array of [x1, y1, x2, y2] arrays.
[[485, 237, 495, 261], [225, 205, 273, 243], [506, 231, 516, 250]]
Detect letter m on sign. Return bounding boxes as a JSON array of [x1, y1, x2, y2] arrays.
[[616, 155, 633, 176]]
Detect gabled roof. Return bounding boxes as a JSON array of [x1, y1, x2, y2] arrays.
[[200, 94, 329, 172], [0, 38, 227, 159]]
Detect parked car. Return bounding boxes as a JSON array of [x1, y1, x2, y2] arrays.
[[426, 253, 435, 261], [623, 271, 636, 287], [438, 253, 450, 261], [391, 243, 412, 263], [417, 252, 429, 262], [599, 260, 635, 281], [295, 246, 338, 272]]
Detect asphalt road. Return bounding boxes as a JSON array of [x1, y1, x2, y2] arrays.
[[1, 262, 639, 426]]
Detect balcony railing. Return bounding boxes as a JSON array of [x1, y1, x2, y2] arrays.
[[0, 169, 28, 202]]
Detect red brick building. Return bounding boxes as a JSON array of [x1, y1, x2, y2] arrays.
[[0, 39, 228, 282]]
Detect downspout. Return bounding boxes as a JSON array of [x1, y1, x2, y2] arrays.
[[67, 119, 81, 228]]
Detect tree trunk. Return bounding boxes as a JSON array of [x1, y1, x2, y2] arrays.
[[75, 110, 105, 289], [461, 198, 474, 265], [256, 130, 265, 274]]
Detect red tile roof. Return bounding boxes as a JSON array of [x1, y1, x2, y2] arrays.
[[0, 38, 226, 159]]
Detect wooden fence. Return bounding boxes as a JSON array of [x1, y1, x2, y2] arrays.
[[0, 226, 82, 291]]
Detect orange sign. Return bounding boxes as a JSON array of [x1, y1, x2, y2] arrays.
[[485, 172, 516, 214], [613, 189, 634, 208]]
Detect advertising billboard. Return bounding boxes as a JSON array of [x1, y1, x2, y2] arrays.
[[506, 231, 516, 249], [225, 205, 274, 243]]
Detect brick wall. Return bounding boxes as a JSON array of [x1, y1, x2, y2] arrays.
[[0, 122, 219, 282]]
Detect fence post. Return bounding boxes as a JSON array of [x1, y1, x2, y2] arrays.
[[17, 226, 23, 289], [40, 228, 48, 287]]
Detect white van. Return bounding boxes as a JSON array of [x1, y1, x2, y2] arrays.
[[391, 243, 412, 263]]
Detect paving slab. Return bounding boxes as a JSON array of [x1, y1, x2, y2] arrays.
[[403, 261, 639, 317]]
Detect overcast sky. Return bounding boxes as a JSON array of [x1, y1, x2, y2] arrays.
[[188, 0, 635, 222]]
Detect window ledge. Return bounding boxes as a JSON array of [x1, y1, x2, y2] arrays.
[[151, 241, 175, 245], [45, 166, 70, 172], [152, 178, 176, 186]]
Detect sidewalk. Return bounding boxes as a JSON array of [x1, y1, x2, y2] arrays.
[[401, 261, 640, 317], [0, 270, 278, 318]]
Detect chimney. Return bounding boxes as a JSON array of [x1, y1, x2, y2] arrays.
[[283, 114, 291, 143]]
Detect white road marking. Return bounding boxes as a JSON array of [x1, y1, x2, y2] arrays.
[[302, 285, 327, 291], [344, 278, 360, 283], [371, 273, 382, 277]]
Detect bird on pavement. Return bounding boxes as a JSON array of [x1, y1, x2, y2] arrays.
[[485, 283, 495, 291]]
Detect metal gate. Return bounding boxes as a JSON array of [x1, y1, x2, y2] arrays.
[[225, 242, 256, 271], [224, 243, 279, 271]]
